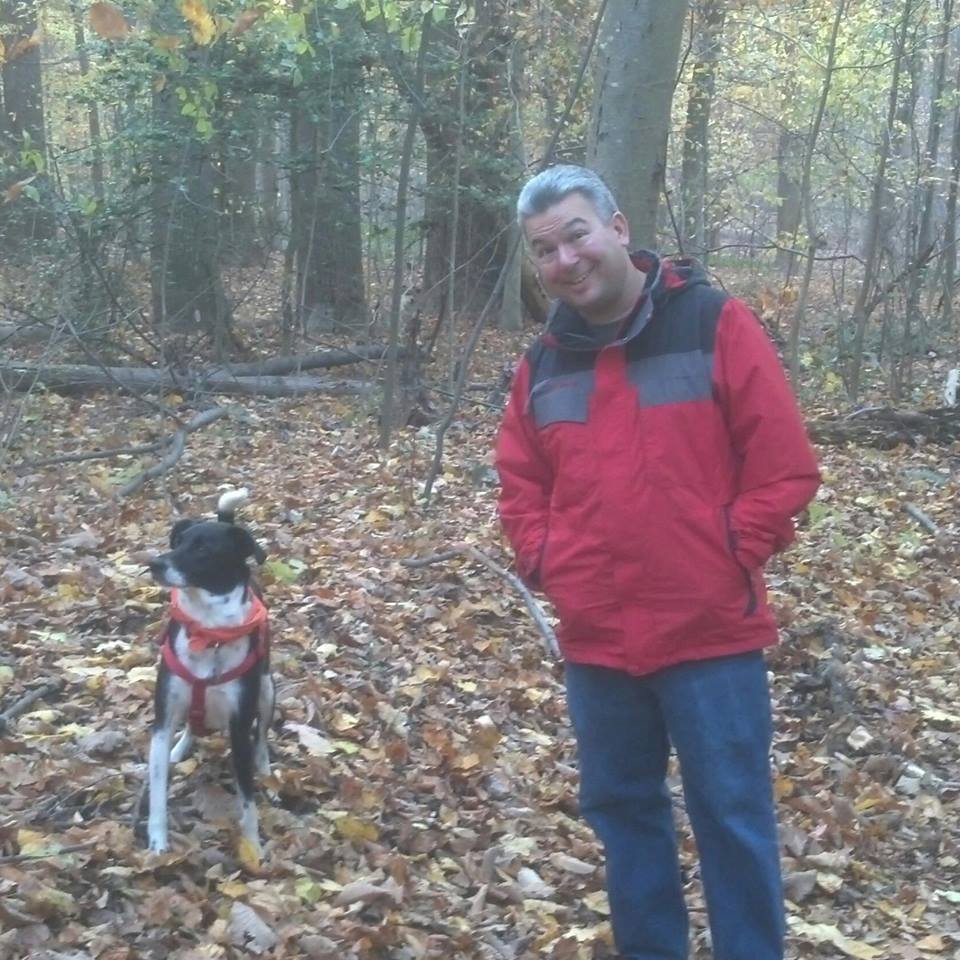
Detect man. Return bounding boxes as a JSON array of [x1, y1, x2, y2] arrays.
[[495, 165, 820, 960]]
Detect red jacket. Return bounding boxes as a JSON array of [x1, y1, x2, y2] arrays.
[[496, 253, 820, 675]]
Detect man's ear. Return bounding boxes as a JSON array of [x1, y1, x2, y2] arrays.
[[230, 525, 267, 565], [611, 210, 630, 247], [170, 518, 197, 548]]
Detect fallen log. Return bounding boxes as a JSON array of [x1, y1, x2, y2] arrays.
[[2, 362, 375, 397], [213, 345, 391, 377], [808, 406, 960, 447]]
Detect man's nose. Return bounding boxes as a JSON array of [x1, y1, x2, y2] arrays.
[[556, 243, 578, 267]]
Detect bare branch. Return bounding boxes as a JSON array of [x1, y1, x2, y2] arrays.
[[402, 544, 560, 659]]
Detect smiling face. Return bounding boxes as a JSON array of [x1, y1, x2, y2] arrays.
[[523, 191, 644, 326]]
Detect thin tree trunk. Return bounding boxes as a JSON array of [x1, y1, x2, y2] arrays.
[[787, 0, 846, 383], [943, 65, 960, 340], [70, 0, 104, 201], [500, 37, 527, 331], [679, 0, 725, 262], [848, 0, 914, 400], [380, 15, 431, 448], [445, 32, 469, 384]]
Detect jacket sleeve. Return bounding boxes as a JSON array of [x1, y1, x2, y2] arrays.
[[495, 356, 553, 588], [714, 299, 821, 569]]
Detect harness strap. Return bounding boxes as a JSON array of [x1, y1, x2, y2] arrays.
[[161, 623, 269, 735]]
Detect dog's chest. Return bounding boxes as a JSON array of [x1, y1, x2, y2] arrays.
[[167, 626, 251, 731]]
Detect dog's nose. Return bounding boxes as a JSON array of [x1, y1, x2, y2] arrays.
[[148, 558, 167, 576]]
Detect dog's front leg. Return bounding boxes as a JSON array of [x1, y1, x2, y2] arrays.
[[230, 715, 262, 857], [147, 669, 187, 852], [147, 723, 173, 852], [254, 675, 274, 777]]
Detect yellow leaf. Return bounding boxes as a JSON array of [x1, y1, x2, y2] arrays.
[[915, 934, 945, 951], [89, 1, 131, 40], [153, 36, 182, 51], [58, 582, 83, 601], [774, 774, 795, 800], [335, 816, 379, 843], [236, 836, 262, 874], [0, 664, 13, 691], [179, 0, 216, 44], [219, 880, 249, 898], [294, 878, 325, 904], [17, 829, 56, 856], [0, 38, 5, 65], [24, 885, 78, 918], [582, 889, 610, 916]]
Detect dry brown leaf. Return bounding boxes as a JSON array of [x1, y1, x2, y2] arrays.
[[89, 2, 131, 39], [229, 8, 262, 37]]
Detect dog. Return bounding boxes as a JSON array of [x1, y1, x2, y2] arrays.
[[143, 488, 274, 856]]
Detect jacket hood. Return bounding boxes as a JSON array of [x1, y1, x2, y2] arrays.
[[543, 250, 711, 351]]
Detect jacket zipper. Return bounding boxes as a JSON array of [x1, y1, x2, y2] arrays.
[[723, 505, 757, 617]]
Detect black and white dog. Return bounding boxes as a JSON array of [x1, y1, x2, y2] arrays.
[[144, 489, 274, 856]]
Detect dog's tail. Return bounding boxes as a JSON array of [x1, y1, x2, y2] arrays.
[[217, 487, 249, 524]]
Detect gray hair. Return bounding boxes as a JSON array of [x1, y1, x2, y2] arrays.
[[516, 164, 619, 226]]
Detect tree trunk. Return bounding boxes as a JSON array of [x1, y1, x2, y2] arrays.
[[289, 9, 367, 335], [419, 1, 517, 318], [149, 79, 233, 352], [0, 0, 54, 248], [848, 0, 914, 399], [587, 0, 689, 247], [942, 56, 960, 338], [679, 0, 725, 263], [787, 0, 846, 383], [380, 15, 431, 447], [70, 0, 104, 202]]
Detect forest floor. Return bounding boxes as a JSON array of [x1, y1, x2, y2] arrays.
[[1, 280, 959, 959]]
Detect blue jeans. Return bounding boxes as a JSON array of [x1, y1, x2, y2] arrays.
[[564, 652, 784, 960]]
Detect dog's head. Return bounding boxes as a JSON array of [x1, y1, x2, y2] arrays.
[[149, 519, 267, 594]]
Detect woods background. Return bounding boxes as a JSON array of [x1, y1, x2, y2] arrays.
[[5, 0, 960, 422]]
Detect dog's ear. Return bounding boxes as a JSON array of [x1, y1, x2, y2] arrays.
[[230, 525, 267, 565], [170, 518, 197, 548]]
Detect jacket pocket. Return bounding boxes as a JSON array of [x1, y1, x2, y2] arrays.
[[723, 504, 758, 617]]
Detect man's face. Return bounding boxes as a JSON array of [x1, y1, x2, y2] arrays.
[[523, 191, 632, 324]]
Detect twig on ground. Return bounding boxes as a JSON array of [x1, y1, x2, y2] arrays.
[[0, 679, 65, 735], [401, 544, 560, 659], [16, 441, 167, 469], [117, 406, 229, 498], [903, 502, 940, 536], [0, 840, 97, 865]]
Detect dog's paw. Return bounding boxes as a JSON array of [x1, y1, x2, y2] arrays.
[[147, 829, 169, 853], [236, 835, 264, 874]]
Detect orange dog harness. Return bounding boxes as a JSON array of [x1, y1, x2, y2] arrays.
[[161, 590, 269, 735]]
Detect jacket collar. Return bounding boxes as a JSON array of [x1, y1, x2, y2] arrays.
[[543, 250, 663, 351]]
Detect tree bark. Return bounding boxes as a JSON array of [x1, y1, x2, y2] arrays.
[[787, 0, 846, 383], [847, 0, 914, 400], [587, 0, 689, 247], [2, 363, 375, 398], [679, 0, 725, 262], [0, 0, 54, 247]]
